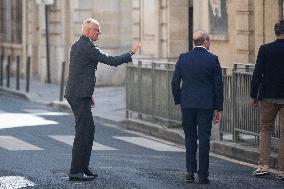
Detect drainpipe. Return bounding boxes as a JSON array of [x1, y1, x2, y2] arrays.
[[279, 0, 283, 21], [263, 0, 265, 44]]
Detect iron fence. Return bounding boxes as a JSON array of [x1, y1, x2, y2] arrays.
[[126, 59, 281, 144], [126, 59, 181, 125]]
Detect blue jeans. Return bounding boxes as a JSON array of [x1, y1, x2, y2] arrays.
[[181, 108, 213, 178]]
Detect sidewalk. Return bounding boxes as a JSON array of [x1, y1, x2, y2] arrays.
[[0, 78, 275, 167], [0, 78, 127, 124]]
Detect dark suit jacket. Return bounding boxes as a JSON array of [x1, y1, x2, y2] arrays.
[[65, 35, 132, 98], [171, 47, 223, 111], [250, 39, 284, 99]]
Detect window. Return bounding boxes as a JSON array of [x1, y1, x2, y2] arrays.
[[0, 0, 22, 44], [209, 0, 228, 34], [14, 0, 22, 43]]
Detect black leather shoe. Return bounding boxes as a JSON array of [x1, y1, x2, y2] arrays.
[[69, 172, 95, 181], [198, 177, 210, 184], [83, 169, 98, 178], [186, 173, 195, 183]]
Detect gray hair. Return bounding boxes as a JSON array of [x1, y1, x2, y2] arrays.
[[274, 20, 284, 36], [193, 29, 210, 46], [82, 18, 99, 33]]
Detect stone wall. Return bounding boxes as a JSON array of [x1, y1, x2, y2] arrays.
[[20, 0, 132, 85], [193, 0, 281, 67], [92, 0, 132, 86], [132, 0, 189, 59], [134, 0, 282, 66]]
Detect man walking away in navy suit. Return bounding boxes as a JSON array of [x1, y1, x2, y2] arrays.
[[171, 29, 223, 184], [250, 20, 284, 180]]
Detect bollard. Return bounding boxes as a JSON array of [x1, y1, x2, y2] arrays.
[[26, 57, 30, 93], [6, 56, 10, 88], [16, 56, 20, 90], [0, 55, 3, 86], [59, 61, 66, 101]]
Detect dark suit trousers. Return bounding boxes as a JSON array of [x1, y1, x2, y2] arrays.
[[181, 108, 213, 178], [67, 97, 95, 174]]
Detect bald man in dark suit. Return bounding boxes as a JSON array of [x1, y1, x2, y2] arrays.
[[171, 29, 223, 184], [65, 18, 141, 181]]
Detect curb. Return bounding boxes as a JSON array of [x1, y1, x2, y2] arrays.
[[0, 87, 29, 101], [126, 118, 185, 144], [0, 87, 51, 105], [211, 140, 278, 167], [49, 101, 72, 113]]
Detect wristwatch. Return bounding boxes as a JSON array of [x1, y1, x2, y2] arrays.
[[129, 51, 135, 56]]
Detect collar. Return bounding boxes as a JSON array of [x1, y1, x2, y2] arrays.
[[194, 46, 208, 51], [276, 39, 284, 42], [80, 35, 94, 43], [88, 37, 94, 43]]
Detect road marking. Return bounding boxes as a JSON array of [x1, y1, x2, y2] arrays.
[[0, 113, 57, 129], [0, 136, 43, 151], [113, 136, 185, 152], [102, 123, 185, 148], [0, 176, 35, 189], [49, 135, 117, 151], [22, 109, 70, 116]]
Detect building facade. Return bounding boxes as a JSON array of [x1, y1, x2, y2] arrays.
[[0, 0, 132, 85], [135, 0, 284, 67], [0, 0, 283, 84], [132, 0, 192, 59]]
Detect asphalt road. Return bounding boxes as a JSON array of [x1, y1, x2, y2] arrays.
[[0, 95, 283, 189]]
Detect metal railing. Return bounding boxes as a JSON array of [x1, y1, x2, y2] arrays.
[[220, 67, 233, 138], [126, 59, 181, 125], [126, 59, 281, 144], [230, 64, 280, 142]]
